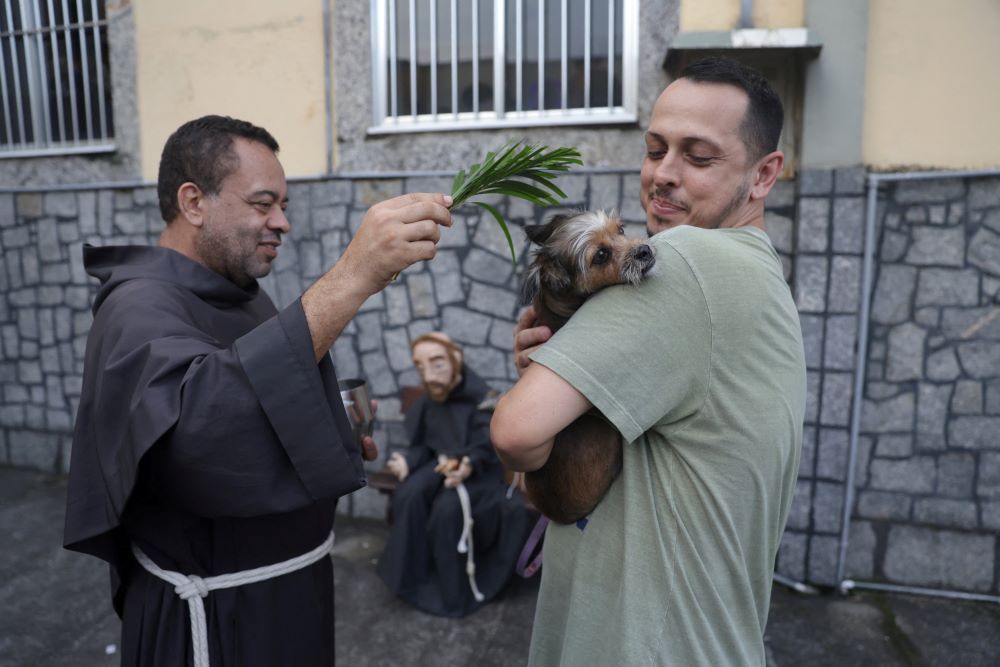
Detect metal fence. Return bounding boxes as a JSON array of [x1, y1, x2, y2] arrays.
[[0, 0, 114, 158], [369, 0, 637, 133]]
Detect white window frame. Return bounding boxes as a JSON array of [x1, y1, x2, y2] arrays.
[[0, 0, 115, 158], [369, 0, 638, 134]]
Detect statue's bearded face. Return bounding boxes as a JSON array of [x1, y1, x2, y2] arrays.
[[412, 340, 462, 402]]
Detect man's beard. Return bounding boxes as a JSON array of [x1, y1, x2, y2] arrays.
[[647, 175, 753, 233], [425, 382, 451, 402]]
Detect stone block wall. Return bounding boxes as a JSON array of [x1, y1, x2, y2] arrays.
[[846, 175, 1000, 595], [778, 167, 868, 586], [2, 169, 996, 595]]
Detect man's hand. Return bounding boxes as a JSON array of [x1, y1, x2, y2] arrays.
[[360, 435, 379, 462], [301, 193, 453, 361], [443, 456, 473, 489], [386, 452, 409, 481], [513, 307, 552, 377], [340, 193, 454, 292]]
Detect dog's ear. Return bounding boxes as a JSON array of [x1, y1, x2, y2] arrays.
[[523, 223, 551, 245], [524, 212, 572, 246]]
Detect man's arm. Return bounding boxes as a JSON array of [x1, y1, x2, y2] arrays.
[[490, 362, 592, 472], [302, 193, 452, 361]]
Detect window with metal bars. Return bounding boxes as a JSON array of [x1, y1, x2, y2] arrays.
[[369, 0, 637, 134], [0, 0, 114, 157]]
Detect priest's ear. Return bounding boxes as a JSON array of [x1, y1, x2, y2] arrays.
[[175, 182, 207, 228]]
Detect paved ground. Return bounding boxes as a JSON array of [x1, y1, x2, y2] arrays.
[[2, 466, 999, 666]]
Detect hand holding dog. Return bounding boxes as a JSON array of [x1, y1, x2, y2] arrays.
[[513, 307, 552, 377]]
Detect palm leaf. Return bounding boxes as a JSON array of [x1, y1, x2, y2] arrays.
[[450, 141, 582, 268], [474, 201, 517, 273], [391, 141, 581, 280]]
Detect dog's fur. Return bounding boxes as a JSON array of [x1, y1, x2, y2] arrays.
[[520, 210, 655, 523]]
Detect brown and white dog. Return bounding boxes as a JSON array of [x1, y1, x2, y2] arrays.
[[519, 209, 656, 523]]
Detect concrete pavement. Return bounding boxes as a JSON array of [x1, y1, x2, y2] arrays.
[[2, 466, 998, 666]]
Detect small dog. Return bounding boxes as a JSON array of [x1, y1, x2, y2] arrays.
[[519, 210, 656, 523]]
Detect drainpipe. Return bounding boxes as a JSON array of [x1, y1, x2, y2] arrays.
[[836, 167, 1000, 605]]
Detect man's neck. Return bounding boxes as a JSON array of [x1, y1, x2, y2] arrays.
[[159, 224, 204, 266], [718, 201, 766, 230]]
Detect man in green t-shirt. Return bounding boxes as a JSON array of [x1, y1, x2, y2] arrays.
[[491, 57, 807, 666]]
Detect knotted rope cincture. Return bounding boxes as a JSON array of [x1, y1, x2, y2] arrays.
[[455, 482, 486, 602], [131, 530, 335, 667]]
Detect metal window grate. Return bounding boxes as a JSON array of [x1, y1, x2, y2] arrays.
[[0, 0, 115, 157], [370, 0, 637, 134]]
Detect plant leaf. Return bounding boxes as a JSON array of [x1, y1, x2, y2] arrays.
[[448, 141, 582, 265], [474, 201, 517, 270]]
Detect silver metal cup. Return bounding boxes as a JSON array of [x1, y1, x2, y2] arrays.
[[338, 378, 375, 444]]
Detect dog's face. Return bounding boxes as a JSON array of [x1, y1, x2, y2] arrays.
[[522, 210, 656, 323]]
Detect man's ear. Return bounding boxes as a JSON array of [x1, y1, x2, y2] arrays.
[[176, 182, 207, 227], [749, 150, 784, 201]]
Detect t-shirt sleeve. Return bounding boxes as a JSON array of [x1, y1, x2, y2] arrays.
[[529, 239, 712, 444]]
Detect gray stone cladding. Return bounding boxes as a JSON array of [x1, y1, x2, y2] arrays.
[[846, 174, 1000, 596], [2, 170, 997, 596], [781, 169, 1000, 597]]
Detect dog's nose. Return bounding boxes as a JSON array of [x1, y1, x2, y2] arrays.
[[633, 244, 653, 262]]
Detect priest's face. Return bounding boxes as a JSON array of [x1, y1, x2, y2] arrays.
[[197, 138, 290, 287], [412, 340, 461, 402]]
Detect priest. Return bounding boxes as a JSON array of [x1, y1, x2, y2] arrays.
[[63, 115, 452, 666]]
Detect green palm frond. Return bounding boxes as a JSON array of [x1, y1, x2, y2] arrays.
[[390, 142, 581, 281], [451, 141, 582, 268]]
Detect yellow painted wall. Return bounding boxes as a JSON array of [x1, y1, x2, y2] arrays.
[[863, 0, 1000, 169], [681, 0, 804, 31], [133, 0, 328, 180]]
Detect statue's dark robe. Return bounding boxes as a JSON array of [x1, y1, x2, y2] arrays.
[[63, 245, 365, 666], [377, 369, 531, 617]]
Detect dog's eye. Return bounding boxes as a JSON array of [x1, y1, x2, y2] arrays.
[[592, 248, 611, 266], [618, 225, 625, 235]]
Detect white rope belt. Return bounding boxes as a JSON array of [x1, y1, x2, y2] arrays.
[[455, 482, 485, 602], [131, 530, 335, 667]]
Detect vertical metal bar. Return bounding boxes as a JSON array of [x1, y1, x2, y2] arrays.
[[740, 0, 754, 29], [22, 0, 48, 146], [30, 0, 53, 145], [370, 0, 387, 126], [493, 0, 504, 119], [6, 0, 27, 144], [606, 0, 614, 109], [388, 0, 398, 118], [560, 0, 566, 110], [60, 0, 79, 141], [75, 0, 92, 139], [46, 0, 63, 141], [537, 0, 544, 111], [429, 0, 437, 116], [408, 0, 416, 118], [471, 0, 478, 114], [89, 0, 105, 138], [449, 0, 457, 117], [0, 19, 13, 143], [514, 0, 521, 112], [583, 0, 590, 110], [620, 0, 637, 116]]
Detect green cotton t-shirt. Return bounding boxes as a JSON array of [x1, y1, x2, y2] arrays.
[[527, 225, 806, 667]]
